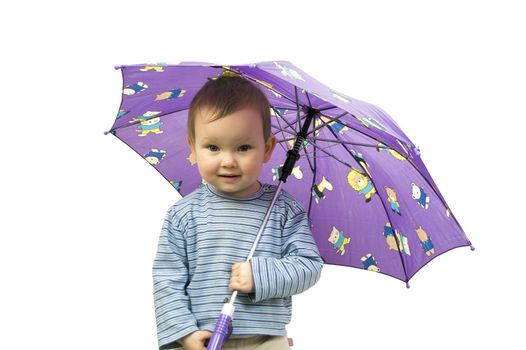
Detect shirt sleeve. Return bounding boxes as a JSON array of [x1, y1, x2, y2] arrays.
[[249, 203, 323, 303], [152, 206, 199, 349]]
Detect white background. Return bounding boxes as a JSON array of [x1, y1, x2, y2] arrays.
[[1, 1, 525, 349]]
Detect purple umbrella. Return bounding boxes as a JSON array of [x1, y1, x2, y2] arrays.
[[106, 61, 473, 348]]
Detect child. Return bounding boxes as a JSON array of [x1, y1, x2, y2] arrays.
[[153, 75, 323, 350]]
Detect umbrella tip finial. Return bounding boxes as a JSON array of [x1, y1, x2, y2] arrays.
[[406, 282, 410, 289], [114, 65, 122, 70], [470, 244, 475, 251]]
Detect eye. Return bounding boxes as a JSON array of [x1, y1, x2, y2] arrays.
[[207, 145, 219, 152], [239, 145, 251, 152]]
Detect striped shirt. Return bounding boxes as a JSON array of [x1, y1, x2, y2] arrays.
[[153, 182, 323, 349]]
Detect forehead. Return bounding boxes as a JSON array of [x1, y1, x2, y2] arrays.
[[194, 107, 263, 141]]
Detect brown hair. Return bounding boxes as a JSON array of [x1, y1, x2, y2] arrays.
[[187, 75, 271, 146]]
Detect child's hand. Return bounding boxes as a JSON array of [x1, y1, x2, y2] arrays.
[[229, 262, 254, 293], [180, 330, 212, 350]]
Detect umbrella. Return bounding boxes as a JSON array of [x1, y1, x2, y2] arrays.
[[106, 60, 473, 348]]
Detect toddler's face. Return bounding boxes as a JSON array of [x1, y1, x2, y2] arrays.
[[187, 107, 276, 197]]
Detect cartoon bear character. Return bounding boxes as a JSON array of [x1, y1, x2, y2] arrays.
[[155, 88, 186, 101], [383, 223, 398, 251], [383, 223, 411, 255], [140, 64, 166, 72], [415, 226, 435, 256], [123, 81, 148, 95], [347, 168, 376, 203], [144, 149, 166, 165], [361, 253, 380, 272], [385, 187, 401, 215], [274, 62, 305, 81], [137, 117, 163, 136], [411, 183, 430, 209], [312, 176, 333, 203], [328, 226, 350, 255], [272, 165, 303, 181], [376, 142, 406, 161], [130, 111, 162, 124]]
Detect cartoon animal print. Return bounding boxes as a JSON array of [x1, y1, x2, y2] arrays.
[[383, 223, 411, 255], [116, 109, 128, 119], [272, 165, 303, 181], [411, 183, 430, 209], [347, 168, 376, 203], [137, 117, 162, 136], [155, 88, 186, 101], [312, 176, 333, 203], [350, 150, 371, 178], [318, 115, 349, 135], [123, 81, 148, 95], [328, 226, 350, 255], [130, 111, 163, 136], [274, 62, 305, 81], [361, 254, 380, 272], [376, 142, 406, 161], [415, 226, 435, 256], [144, 149, 166, 165], [140, 64, 166, 72], [385, 187, 401, 215], [170, 180, 182, 191], [271, 108, 288, 118], [383, 223, 398, 251], [358, 116, 387, 131]]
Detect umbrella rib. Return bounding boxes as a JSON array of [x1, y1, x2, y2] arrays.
[[326, 126, 411, 283], [110, 107, 190, 133], [306, 113, 319, 218], [305, 137, 384, 149], [309, 111, 350, 136], [294, 86, 302, 134], [305, 90, 313, 107], [223, 67, 300, 107], [271, 107, 295, 154], [297, 137, 355, 169]]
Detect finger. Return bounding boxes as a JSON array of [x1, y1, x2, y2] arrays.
[[229, 281, 239, 291], [202, 331, 212, 339], [197, 331, 212, 340]]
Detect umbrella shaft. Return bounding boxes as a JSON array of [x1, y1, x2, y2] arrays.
[[228, 180, 285, 308]]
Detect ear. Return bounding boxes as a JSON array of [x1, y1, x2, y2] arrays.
[[187, 136, 197, 163], [263, 135, 277, 163]]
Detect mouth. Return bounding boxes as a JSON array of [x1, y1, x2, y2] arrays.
[[219, 174, 240, 182]]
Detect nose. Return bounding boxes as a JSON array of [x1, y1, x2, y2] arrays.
[[220, 151, 237, 168]]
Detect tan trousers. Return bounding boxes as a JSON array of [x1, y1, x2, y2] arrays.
[[174, 335, 290, 350]]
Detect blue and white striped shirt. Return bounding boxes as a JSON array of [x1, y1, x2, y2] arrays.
[[153, 182, 323, 349]]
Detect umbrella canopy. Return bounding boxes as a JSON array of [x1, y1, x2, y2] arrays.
[[107, 60, 472, 285]]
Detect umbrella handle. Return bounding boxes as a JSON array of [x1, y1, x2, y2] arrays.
[[207, 302, 234, 350]]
